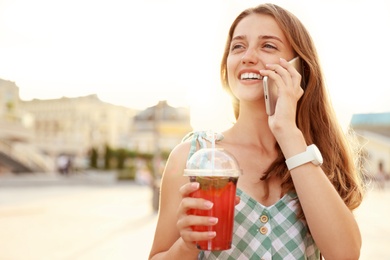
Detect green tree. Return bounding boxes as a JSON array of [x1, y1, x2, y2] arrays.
[[104, 144, 113, 169], [90, 147, 98, 169], [117, 148, 126, 170]]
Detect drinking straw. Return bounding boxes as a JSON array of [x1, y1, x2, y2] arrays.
[[209, 130, 215, 170]]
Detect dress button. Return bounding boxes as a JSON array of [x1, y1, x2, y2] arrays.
[[260, 215, 268, 223], [259, 226, 268, 235]]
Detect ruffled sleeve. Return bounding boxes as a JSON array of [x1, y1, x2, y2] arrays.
[[182, 130, 224, 161]]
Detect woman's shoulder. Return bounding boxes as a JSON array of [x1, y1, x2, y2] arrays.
[[172, 141, 191, 155]]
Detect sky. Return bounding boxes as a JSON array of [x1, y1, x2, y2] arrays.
[[1, 0, 390, 131]]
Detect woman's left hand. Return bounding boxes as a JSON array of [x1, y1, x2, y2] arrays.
[[260, 58, 304, 136]]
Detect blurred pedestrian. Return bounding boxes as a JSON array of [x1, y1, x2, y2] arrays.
[[57, 155, 70, 175], [135, 166, 153, 186], [376, 161, 387, 190]]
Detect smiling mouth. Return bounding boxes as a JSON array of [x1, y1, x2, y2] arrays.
[[240, 72, 263, 80]]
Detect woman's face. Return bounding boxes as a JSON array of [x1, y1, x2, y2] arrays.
[[226, 13, 295, 104]]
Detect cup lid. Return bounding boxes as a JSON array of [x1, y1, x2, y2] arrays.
[[184, 148, 241, 177]]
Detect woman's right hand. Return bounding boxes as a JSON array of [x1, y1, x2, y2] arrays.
[[176, 182, 218, 250]]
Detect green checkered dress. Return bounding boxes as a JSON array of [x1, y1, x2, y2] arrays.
[[183, 131, 320, 260]]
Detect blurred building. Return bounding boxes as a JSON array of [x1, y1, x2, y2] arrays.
[[0, 79, 31, 142], [350, 112, 390, 176], [0, 79, 52, 173], [130, 100, 192, 154], [1, 78, 192, 174], [20, 94, 138, 169]]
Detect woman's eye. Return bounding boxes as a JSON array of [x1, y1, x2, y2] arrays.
[[231, 44, 244, 52], [263, 43, 277, 50]]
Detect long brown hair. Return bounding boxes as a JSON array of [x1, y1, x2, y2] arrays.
[[220, 3, 364, 211]]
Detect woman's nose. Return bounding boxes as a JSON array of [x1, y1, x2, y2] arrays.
[[241, 49, 258, 65]]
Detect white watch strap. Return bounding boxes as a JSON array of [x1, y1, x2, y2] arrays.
[[285, 144, 322, 171], [285, 149, 312, 170]]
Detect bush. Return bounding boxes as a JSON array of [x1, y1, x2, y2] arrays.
[[117, 165, 136, 180]]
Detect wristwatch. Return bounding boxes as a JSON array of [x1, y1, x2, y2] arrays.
[[285, 144, 323, 170]]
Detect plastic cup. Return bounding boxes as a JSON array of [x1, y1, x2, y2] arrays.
[[184, 148, 241, 251]]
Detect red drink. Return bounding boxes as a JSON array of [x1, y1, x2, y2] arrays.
[[184, 147, 241, 251], [189, 176, 238, 251]]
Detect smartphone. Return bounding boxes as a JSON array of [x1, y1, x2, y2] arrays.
[[263, 56, 302, 116]]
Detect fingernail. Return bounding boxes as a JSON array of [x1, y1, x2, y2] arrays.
[[191, 182, 199, 189], [209, 217, 218, 224], [204, 201, 213, 209], [208, 231, 216, 237], [280, 57, 286, 62]]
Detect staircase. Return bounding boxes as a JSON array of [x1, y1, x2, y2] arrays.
[[0, 141, 54, 173], [0, 151, 33, 173]]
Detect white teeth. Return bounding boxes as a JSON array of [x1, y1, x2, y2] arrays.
[[240, 72, 262, 80]]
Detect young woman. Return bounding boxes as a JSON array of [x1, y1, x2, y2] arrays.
[[149, 3, 364, 259]]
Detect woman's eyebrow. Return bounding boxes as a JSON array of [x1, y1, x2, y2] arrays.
[[258, 35, 283, 43], [231, 35, 246, 41], [231, 34, 283, 44]]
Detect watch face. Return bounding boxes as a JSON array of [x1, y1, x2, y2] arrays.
[[311, 145, 323, 165], [286, 144, 323, 170]]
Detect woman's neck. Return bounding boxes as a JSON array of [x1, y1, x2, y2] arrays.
[[228, 105, 275, 148]]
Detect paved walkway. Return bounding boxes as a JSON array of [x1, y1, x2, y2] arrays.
[[0, 172, 157, 260], [354, 181, 390, 259], [0, 173, 389, 259]]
